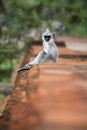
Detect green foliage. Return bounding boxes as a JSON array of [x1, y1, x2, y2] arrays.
[[2, 0, 87, 36]]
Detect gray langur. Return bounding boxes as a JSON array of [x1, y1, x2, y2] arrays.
[[18, 28, 58, 72]]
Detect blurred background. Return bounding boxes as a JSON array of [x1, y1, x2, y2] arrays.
[[0, 0, 87, 85]]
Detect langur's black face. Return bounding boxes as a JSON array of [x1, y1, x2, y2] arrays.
[[44, 35, 51, 42]]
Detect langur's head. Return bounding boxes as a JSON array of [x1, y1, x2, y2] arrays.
[[42, 28, 55, 42]]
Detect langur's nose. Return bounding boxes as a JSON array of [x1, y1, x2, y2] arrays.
[[44, 35, 51, 42]]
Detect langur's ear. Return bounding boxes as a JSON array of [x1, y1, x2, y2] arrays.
[[52, 32, 56, 39]]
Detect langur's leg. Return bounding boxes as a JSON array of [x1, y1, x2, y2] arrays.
[[18, 51, 46, 72], [28, 50, 46, 65]]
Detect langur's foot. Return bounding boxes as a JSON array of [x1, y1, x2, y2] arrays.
[[18, 64, 32, 72]]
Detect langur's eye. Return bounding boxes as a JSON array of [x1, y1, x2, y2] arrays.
[[44, 35, 51, 42]]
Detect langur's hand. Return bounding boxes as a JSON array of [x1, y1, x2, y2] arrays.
[[18, 64, 32, 72]]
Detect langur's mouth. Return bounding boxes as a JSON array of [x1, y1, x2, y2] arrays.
[[44, 35, 51, 42]]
